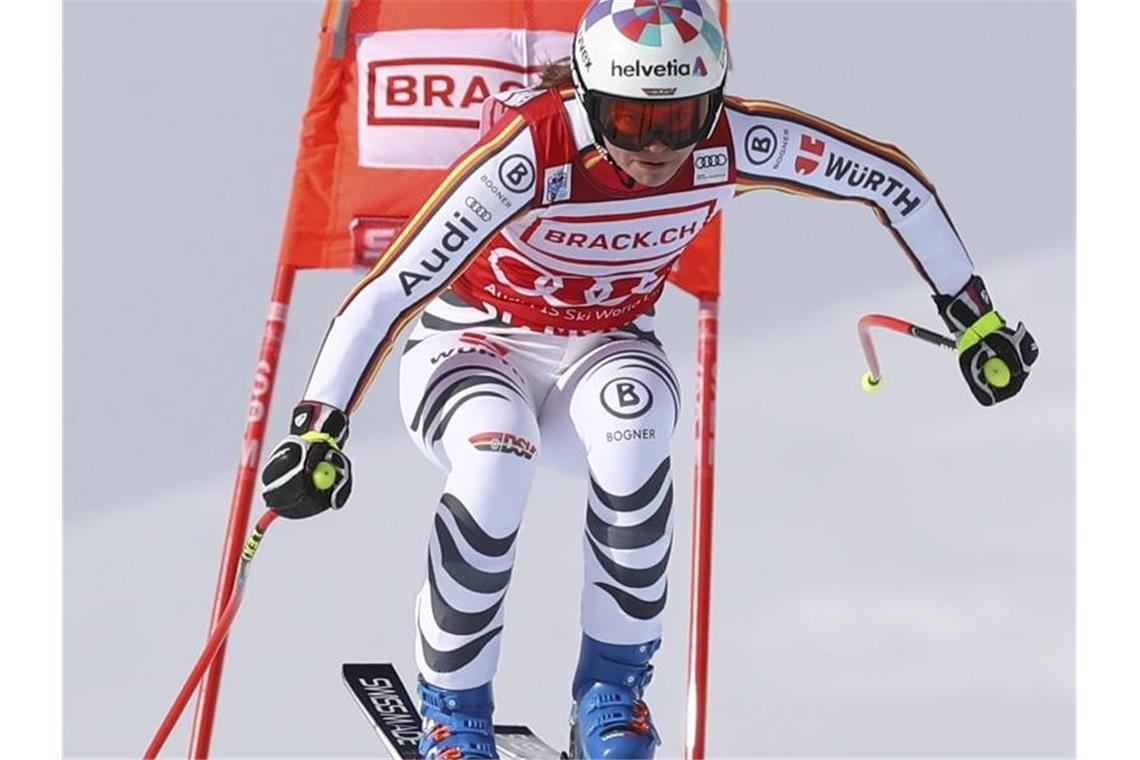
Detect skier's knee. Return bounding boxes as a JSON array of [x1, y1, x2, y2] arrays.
[[441, 395, 541, 470], [570, 342, 679, 462]]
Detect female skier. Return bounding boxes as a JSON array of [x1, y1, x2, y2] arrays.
[[260, 1, 1038, 757]]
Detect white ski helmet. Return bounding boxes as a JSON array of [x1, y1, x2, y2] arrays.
[[571, 0, 728, 152]]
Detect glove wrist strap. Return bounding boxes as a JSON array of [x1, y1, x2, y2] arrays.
[[290, 401, 350, 446], [957, 310, 1006, 353], [300, 430, 341, 451]]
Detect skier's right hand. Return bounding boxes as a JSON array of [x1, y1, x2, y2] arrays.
[[260, 401, 353, 519]]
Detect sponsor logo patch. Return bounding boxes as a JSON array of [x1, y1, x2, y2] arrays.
[[355, 29, 571, 168], [794, 134, 826, 175], [600, 377, 653, 419], [498, 153, 536, 194], [605, 428, 657, 443], [692, 147, 729, 186], [464, 196, 493, 222], [789, 132, 924, 217], [543, 163, 572, 204], [821, 153, 924, 217], [396, 208, 484, 296], [347, 669, 421, 751], [477, 200, 719, 315], [489, 247, 671, 308], [744, 125, 778, 166], [349, 216, 406, 269], [522, 203, 714, 261], [469, 431, 537, 459], [610, 57, 707, 78]]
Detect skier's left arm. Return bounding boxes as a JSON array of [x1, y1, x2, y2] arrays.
[[724, 97, 1038, 405]]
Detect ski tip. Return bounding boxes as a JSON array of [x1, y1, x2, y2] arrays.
[[342, 664, 565, 759]]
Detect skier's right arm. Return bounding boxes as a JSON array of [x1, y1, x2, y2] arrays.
[[261, 113, 538, 519]]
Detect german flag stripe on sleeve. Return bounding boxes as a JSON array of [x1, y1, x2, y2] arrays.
[[748, 97, 968, 254], [725, 96, 936, 193]]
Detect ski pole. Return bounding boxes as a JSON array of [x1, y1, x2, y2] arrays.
[[143, 509, 279, 759], [857, 314, 955, 391], [856, 312, 1013, 391]]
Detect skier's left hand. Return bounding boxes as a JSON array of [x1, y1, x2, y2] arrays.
[[934, 274, 1039, 406]]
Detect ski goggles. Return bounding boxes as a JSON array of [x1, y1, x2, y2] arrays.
[[593, 91, 719, 152]]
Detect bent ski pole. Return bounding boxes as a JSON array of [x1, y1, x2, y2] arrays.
[[144, 510, 279, 759], [856, 313, 1009, 392], [857, 314, 954, 391]]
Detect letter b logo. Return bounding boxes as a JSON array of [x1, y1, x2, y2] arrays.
[[506, 163, 528, 185], [744, 125, 778, 166], [600, 377, 653, 419], [616, 382, 640, 407], [498, 154, 536, 194]]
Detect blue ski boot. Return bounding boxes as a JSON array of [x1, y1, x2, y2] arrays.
[[417, 677, 498, 759], [568, 635, 662, 759]]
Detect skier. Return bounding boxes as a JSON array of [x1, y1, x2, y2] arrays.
[[259, 0, 1038, 757]]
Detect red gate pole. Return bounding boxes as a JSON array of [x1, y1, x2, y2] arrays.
[[685, 297, 719, 760], [186, 262, 298, 758]]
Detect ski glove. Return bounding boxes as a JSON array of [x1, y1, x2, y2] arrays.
[[260, 401, 352, 519], [933, 274, 1038, 407]]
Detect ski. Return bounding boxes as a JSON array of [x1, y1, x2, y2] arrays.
[[491, 724, 566, 759], [342, 663, 564, 759]]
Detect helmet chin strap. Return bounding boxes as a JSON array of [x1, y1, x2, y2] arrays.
[[570, 65, 634, 188], [607, 152, 639, 189], [570, 49, 613, 163], [586, 135, 638, 189]]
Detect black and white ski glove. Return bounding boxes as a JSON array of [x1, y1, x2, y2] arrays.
[[260, 401, 353, 519], [933, 274, 1038, 407]]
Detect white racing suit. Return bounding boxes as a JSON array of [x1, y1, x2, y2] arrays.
[[302, 85, 976, 688]]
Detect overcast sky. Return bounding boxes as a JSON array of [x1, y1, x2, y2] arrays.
[[64, 1, 1074, 758]]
